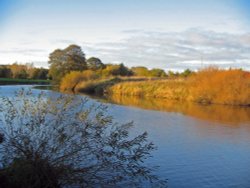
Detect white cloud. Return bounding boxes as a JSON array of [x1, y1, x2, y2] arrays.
[[84, 28, 250, 71], [0, 28, 250, 71]]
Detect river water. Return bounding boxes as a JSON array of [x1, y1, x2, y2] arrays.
[[1, 85, 250, 188]]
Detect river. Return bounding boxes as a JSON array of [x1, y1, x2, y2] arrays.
[[1, 85, 250, 188]]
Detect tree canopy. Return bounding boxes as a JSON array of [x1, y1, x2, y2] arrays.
[[87, 57, 105, 70], [49, 44, 87, 83]]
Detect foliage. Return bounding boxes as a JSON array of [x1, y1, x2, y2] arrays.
[[108, 67, 250, 106], [149, 69, 167, 78], [30, 68, 49, 80], [108, 79, 187, 100], [8, 63, 29, 79], [168, 70, 183, 78], [0, 64, 49, 80], [131, 67, 167, 78], [188, 67, 250, 105], [87, 57, 106, 70], [75, 77, 122, 95], [180, 69, 193, 78], [60, 70, 100, 92], [131, 66, 149, 77], [102, 64, 133, 77], [0, 66, 12, 78], [48, 44, 87, 83], [0, 90, 166, 187]]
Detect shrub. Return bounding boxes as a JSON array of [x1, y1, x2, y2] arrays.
[[101, 64, 133, 77], [189, 67, 250, 105], [60, 70, 99, 91], [131, 66, 150, 77], [0, 89, 166, 187]]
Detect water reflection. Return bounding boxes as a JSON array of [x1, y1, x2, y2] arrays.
[[101, 94, 250, 125], [30, 86, 250, 125]]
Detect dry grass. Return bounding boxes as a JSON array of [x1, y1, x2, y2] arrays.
[[60, 67, 250, 106], [108, 79, 188, 100], [188, 67, 250, 105], [108, 67, 250, 106]]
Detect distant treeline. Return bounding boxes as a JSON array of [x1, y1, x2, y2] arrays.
[[0, 63, 49, 80], [48, 44, 193, 85]]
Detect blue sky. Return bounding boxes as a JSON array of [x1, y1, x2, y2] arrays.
[[0, 0, 249, 70]]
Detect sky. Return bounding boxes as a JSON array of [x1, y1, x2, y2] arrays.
[[0, 0, 250, 71]]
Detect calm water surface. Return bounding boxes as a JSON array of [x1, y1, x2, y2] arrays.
[[1, 85, 250, 188]]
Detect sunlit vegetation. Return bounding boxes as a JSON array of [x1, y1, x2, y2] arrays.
[[0, 90, 166, 187], [108, 67, 250, 106], [108, 79, 188, 100], [48, 44, 249, 106], [59, 70, 100, 92], [131, 66, 167, 77], [188, 67, 250, 105], [58, 44, 193, 92], [0, 63, 49, 80]]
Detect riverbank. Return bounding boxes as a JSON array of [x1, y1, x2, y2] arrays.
[[0, 78, 50, 85], [61, 68, 250, 106], [108, 69, 250, 106]]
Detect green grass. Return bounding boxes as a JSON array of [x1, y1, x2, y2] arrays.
[[0, 78, 50, 85]]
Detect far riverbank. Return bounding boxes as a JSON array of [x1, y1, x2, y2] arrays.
[[0, 78, 50, 85]]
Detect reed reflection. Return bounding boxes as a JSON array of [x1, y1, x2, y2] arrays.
[[103, 94, 250, 125]]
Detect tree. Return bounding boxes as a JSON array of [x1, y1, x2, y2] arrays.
[[87, 57, 105, 70], [131, 66, 149, 77], [167, 70, 176, 78], [16, 69, 28, 79], [31, 68, 49, 80], [118, 63, 133, 76], [0, 90, 166, 187], [25, 63, 35, 79], [149, 69, 167, 78], [48, 45, 87, 83], [181, 69, 193, 77], [8, 63, 28, 79], [0, 66, 12, 78], [103, 64, 133, 77]]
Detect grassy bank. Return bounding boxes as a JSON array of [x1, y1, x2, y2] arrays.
[[108, 68, 250, 106], [0, 78, 50, 85], [108, 79, 188, 100], [59, 70, 159, 94], [60, 68, 250, 106]]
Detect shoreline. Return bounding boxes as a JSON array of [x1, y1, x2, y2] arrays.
[[0, 78, 50, 86]]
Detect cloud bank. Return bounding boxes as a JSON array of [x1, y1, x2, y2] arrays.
[[0, 29, 249, 71], [84, 28, 250, 71]]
